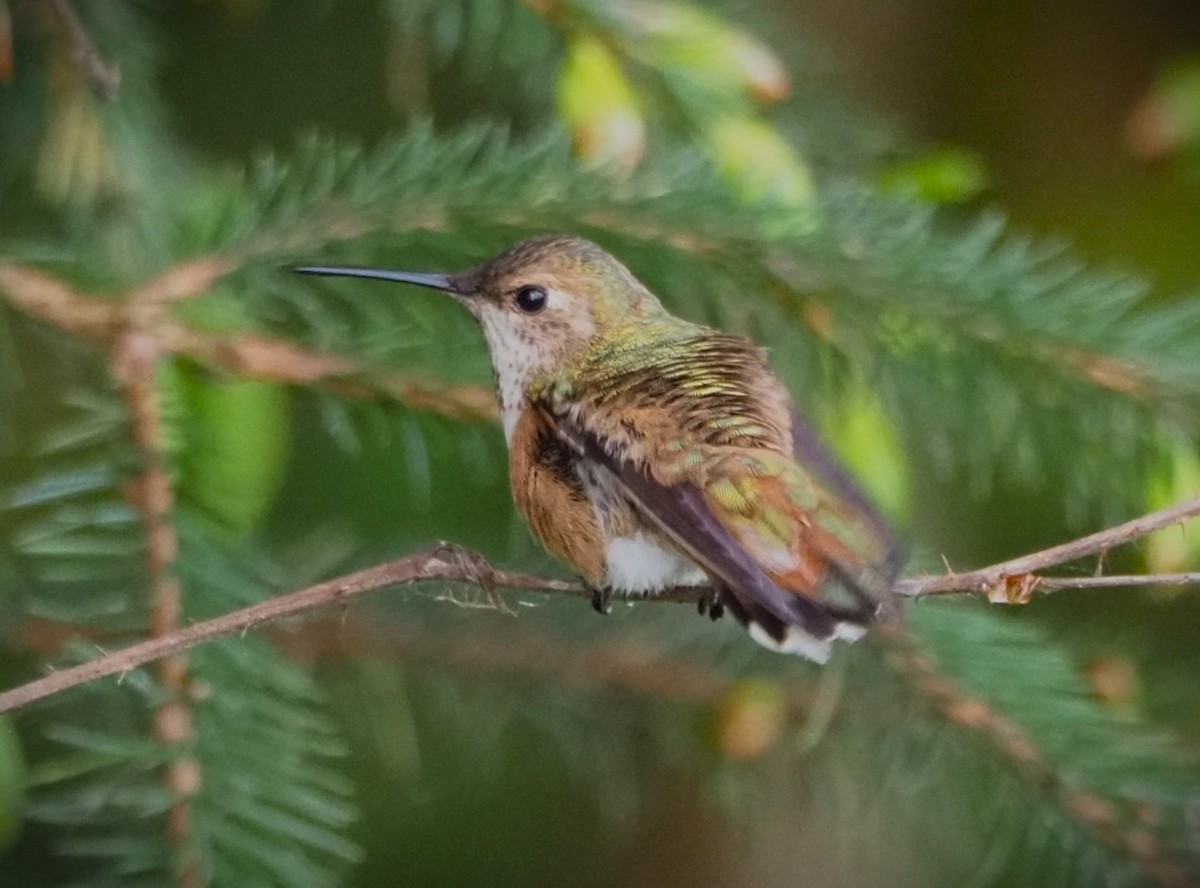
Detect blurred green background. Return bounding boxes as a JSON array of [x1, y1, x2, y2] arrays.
[[795, 0, 1200, 292]]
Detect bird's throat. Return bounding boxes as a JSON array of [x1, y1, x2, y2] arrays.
[[479, 313, 543, 443]]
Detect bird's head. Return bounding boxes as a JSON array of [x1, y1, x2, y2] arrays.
[[295, 234, 665, 380]]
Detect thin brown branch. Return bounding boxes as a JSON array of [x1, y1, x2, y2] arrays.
[[4, 541, 1197, 884], [0, 544, 582, 714], [167, 326, 498, 419], [124, 256, 236, 307], [110, 334, 200, 888], [0, 262, 118, 340], [4, 491, 1200, 715], [1036, 572, 1200, 591], [896, 495, 1200, 598], [42, 0, 121, 100]]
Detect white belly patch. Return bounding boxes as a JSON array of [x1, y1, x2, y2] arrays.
[[604, 532, 708, 592]]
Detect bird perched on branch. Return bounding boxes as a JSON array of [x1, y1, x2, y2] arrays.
[[297, 235, 901, 661]]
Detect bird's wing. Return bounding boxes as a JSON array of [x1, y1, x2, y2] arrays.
[[535, 333, 902, 652], [540, 404, 840, 642], [784, 405, 904, 618]]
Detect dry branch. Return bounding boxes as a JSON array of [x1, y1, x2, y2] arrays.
[[1, 495, 1198, 715], [896, 495, 1200, 598], [0, 544, 576, 713]]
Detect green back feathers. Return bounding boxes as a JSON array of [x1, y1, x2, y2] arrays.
[[564, 323, 792, 455]]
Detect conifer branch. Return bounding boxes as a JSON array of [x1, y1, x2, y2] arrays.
[[302, 614, 1198, 887], [879, 627, 1194, 888], [14, 605, 1191, 886], [0, 262, 118, 340], [0, 261, 497, 420], [2, 496, 1198, 715], [110, 333, 202, 888], [124, 257, 236, 306]]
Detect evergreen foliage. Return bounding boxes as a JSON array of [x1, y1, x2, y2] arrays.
[[0, 2, 1198, 886]]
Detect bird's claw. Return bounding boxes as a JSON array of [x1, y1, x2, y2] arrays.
[[589, 584, 614, 615], [697, 587, 724, 622]]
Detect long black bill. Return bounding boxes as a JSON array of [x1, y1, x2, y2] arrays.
[[293, 266, 460, 293]]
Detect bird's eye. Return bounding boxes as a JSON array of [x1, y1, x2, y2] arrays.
[[514, 285, 548, 314]]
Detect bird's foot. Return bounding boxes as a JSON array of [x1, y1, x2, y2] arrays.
[[588, 584, 615, 615], [697, 587, 725, 622]]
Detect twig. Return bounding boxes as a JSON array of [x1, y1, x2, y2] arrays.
[[0, 263, 117, 340], [1035, 573, 1200, 591], [896, 495, 1200, 597], [0, 544, 579, 714], [123, 257, 236, 307], [3, 540, 1197, 885], [42, 0, 121, 100], [3, 492, 1200, 715]]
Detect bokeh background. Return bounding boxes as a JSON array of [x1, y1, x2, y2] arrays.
[[796, 0, 1200, 291]]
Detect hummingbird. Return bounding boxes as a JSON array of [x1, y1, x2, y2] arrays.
[[296, 235, 900, 661]]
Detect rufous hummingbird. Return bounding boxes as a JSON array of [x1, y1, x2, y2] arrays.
[[296, 235, 900, 661]]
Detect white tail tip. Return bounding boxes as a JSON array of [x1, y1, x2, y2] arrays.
[[746, 621, 867, 663]]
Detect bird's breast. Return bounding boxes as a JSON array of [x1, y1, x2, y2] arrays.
[[602, 531, 708, 593]]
